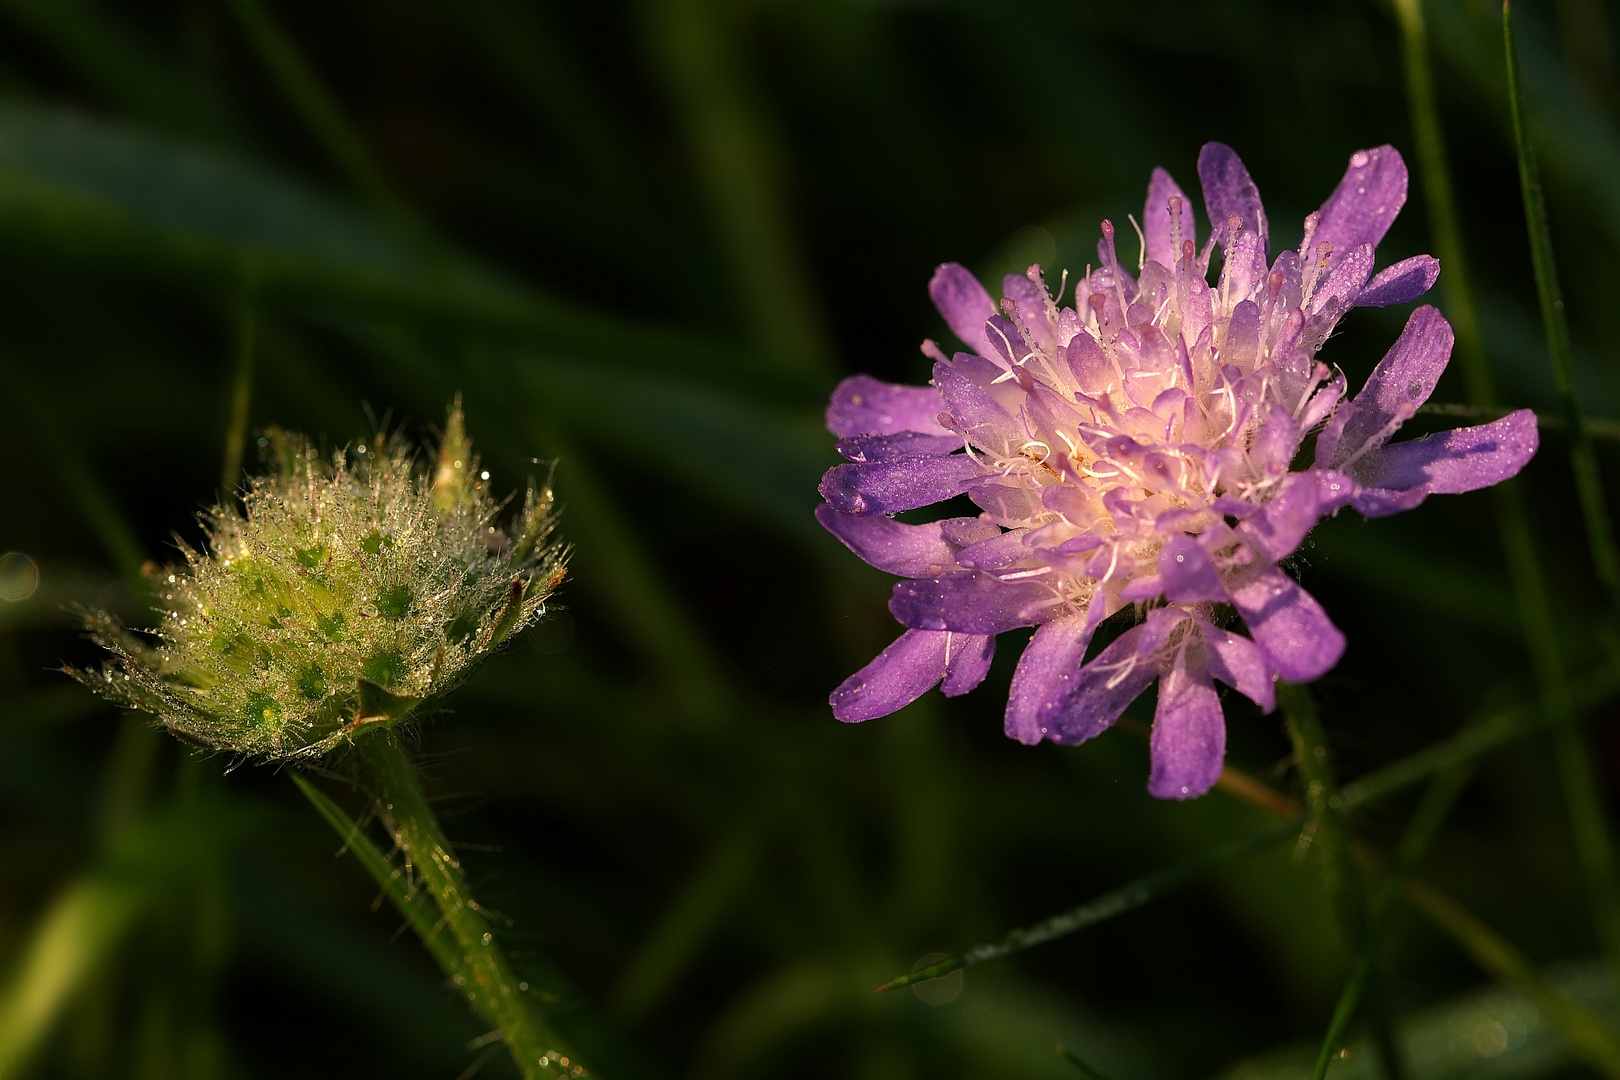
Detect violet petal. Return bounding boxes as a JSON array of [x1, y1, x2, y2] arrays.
[[1317, 305, 1453, 470], [1235, 470, 1352, 565], [1005, 611, 1100, 744], [889, 570, 1064, 635], [942, 633, 996, 696], [819, 454, 984, 516], [1357, 255, 1440, 308], [1199, 619, 1275, 711], [835, 431, 963, 462], [1147, 649, 1226, 800], [827, 375, 949, 438], [829, 628, 951, 722], [929, 262, 996, 358], [1039, 607, 1186, 745], [1229, 569, 1345, 683], [1349, 410, 1539, 517], [1158, 534, 1227, 602], [1199, 142, 1268, 256], [1312, 146, 1408, 275], [814, 504, 961, 578], [1143, 167, 1192, 268]]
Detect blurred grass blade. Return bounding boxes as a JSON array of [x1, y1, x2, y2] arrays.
[[1056, 1043, 1117, 1080], [0, 0, 230, 139], [1418, 402, 1620, 441], [288, 772, 456, 974], [1278, 683, 1402, 1078], [1311, 764, 1474, 1080], [1504, 0, 1620, 619], [643, 0, 832, 378], [874, 815, 1301, 993], [0, 802, 248, 1079], [221, 274, 257, 490], [222, 0, 415, 229], [1398, 0, 1620, 995], [611, 826, 760, 1023], [1404, 876, 1620, 1076], [1504, 0, 1620, 988]]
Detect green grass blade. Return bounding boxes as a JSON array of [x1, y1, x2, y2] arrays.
[[1504, 0, 1620, 620], [874, 815, 1301, 993], [221, 279, 256, 491], [643, 0, 833, 378], [1396, 0, 1620, 998], [287, 771, 456, 975], [1056, 1043, 1118, 1080], [1279, 683, 1403, 1078], [1311, 764, 1474, 1079], [222, 0, 416, 230]]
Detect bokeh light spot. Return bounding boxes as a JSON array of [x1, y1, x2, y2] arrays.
[[0, 552, 39, 602]]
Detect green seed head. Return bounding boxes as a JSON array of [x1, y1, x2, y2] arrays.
[[70, 401, 567, 761]]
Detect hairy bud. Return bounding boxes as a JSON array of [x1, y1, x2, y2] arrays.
[[70, 401, 567, 760]]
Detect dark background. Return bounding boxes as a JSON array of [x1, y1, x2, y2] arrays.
[[2, 0, 1619, 1076]]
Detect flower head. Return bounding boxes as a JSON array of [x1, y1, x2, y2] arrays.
[[818, 143, 1537, 799], [71, 402, 567, 761]]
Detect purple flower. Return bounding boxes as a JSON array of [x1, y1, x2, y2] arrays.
[[819, 143, 1539, 799]]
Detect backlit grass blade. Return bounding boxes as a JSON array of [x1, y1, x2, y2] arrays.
[[874, 815, 1302, 993]]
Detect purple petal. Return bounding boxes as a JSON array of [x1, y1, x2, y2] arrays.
[[930, 263, 996, 358], [1158, 534, 1227, 602], [1199, 142, 1268, 256], [1357, 255, 1440, 308], [1312, 146, 1408, 274], [836, 431, 963, 462], [1235, 470, 1351, 564], [1143, 167, 1192, 268], [889, 570, 1064, 634], [1147, 650, 1225, 800], [827, 375, 949, 438], [955, 529, 1034, 570], [1229, 569, 1345, 683], [1005, 610, 1100, 744], [1039, 607, 1187, 745], [819, 454, 984, 516], [934, 357, 1023, 456], [1349, 410, 1539, 517], [814, 505, 961, 578], [1310, 243, 1373, 314], [942, 633, 995, 696], [830, 628, 951, 722], [1316, 305, 1453, 470], [1199, 619, 1275, 712]]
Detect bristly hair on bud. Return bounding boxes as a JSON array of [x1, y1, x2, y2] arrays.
[[68, 399, 568, 761]]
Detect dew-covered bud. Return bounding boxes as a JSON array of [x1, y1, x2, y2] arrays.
[[69, 401, 567, 761]]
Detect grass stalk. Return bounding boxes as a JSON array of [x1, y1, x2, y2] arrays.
[[1279, 683, 1403, 1077], [221, 284, 256, 492], [1396, 0, 1620, 990], [1504, 0, 1620, 617], [1310, 764, 1472, 1079], [355, 737, 588, 1079], [222, 0, 418, 231], [874, 814, 1303, 992]]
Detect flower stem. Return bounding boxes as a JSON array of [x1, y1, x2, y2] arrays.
[[353, 738, 589, 1079], [1396, 0, 1620, 992]]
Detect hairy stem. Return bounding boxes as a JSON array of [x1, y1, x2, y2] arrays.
[[355, 738, 588, 1079]]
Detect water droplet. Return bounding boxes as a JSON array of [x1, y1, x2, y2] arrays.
[[0, 552, 39, 602], [481, 932, 492, 945], [1350, 150, 1369, 167]]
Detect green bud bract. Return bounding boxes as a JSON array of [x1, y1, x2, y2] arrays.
[[71, 402, 567, 760]]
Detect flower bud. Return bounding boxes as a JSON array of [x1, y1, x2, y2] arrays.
[[70, 401, 567, 760]]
